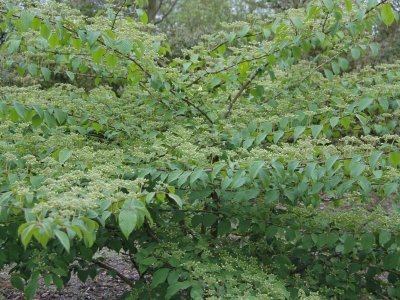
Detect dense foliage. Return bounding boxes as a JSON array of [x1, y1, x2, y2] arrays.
[[0, 0, 400, 299]]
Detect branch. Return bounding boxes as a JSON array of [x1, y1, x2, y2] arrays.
[[224, 65, 265, 118], [154, 0, 178, 25], [111, 0, 127, 30], [94, 260, 135, 288]]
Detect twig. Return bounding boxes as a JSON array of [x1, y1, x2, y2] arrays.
[[94, 260, 135, 288]]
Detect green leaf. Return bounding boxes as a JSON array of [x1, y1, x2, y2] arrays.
[[119, 210, 137, 239], [379, 230, 391, 246], [384, 182, 398, 197], [265, 189, 279, 205], [325, 155, 339, 170], [326, 231, 339, 247], [151, 268, 170, 288], [344, 0, 352, 12], [224, 32, 236, 43], [66, 71, 74, 82], [217, 44, 226, 55], [27, 64, 38, 77], [369, 151, 382, 169], [167, 194, 182, 208], [203, 214, 218, 228], [190, 167, 204, 185], [343, 236, 356, 254], [48, 33, 59, 49], [358, 98, 374, 111], [166, 281, 192, 300], [40, 23, 51, 39], [324, 69, 333, 81], [323, 0, 334, 12], [178, 171, 192, 188], [389, 151, 400, 168], [293, 126, 305, 141], [291, 17, 303, 29], [273, 130, 284, 144], [341, 116, 351, 129], [54, 108, 68, 125], [302, 235, 313, 250], [370, 43, 379, 56], [7, 40, 21, 54], [382, 4, 395, 26], [31, 114, 42, 127], [117, 39, 133, 55], [14, 102, 27, 120], [24, 277, 38, 300], [358, 176, 371, 195], [41, 67, 51, 81], [58, 148, 73, 164], [350, 162, 365, 178], [311, 125, 323, 138], [351, 47, 360, 60], [140, 11, 148, 25], [242, 137, 254, 149], [87, 30, 100, 46], [218, 219, 231, 236], [54, 229, 70, 253], [20, 11, 34, 31], [91, 48, 106, 63], [338, 57, 349, 71], [11, 276, 25, 292], [249, 161, 264, 180]]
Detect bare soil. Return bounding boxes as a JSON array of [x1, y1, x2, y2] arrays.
[[0, 251, 138, 300]]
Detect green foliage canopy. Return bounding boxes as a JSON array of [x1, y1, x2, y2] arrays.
[[0, 0, 400, 299]]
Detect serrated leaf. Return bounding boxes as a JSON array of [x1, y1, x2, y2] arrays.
[[384, 182, 398, 197], [41, 67, 51, 81], [119, 210, 137, 239], [40, 23, 51, 39], [151, 268, 170, 288], [293, 126, 305, 141], [389, 151, 400, 168], [66, 71, 74, 81], [323, 0, 334, 11], [249, 161, 264, 180], [273, 130, 284, 144], [243, 137, 254, 149], [14, 102, 27, 120], [7, 39, 21, 54], [351, 47, 360, 60], [87, 30, 100, 46], [343, 236, 356, 254], [166, 281, 192, 300], [338, 57, 349, 71], [370, 43, 379, 56], [168, 170, 183, 183], [54, 229, 70, 253], [117, 39, 133, 55], [265, 189, 279, 205], [291, 17, 303, 29], [218, 219, 231, 236], [11, 277, 25, 292], [350, 162, 365, 178], [382, 3, 395, 26], [190, 167, 204, 185], [20, 11, 34, 31], [48, 33, 59, 49], [324, 68, 333, 81], [379, 230, 391, 246], [167, 194, 182, 208], [369, 151, 382, 169], [358, 98, 374, 111], [58, 148, 73, 164]]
